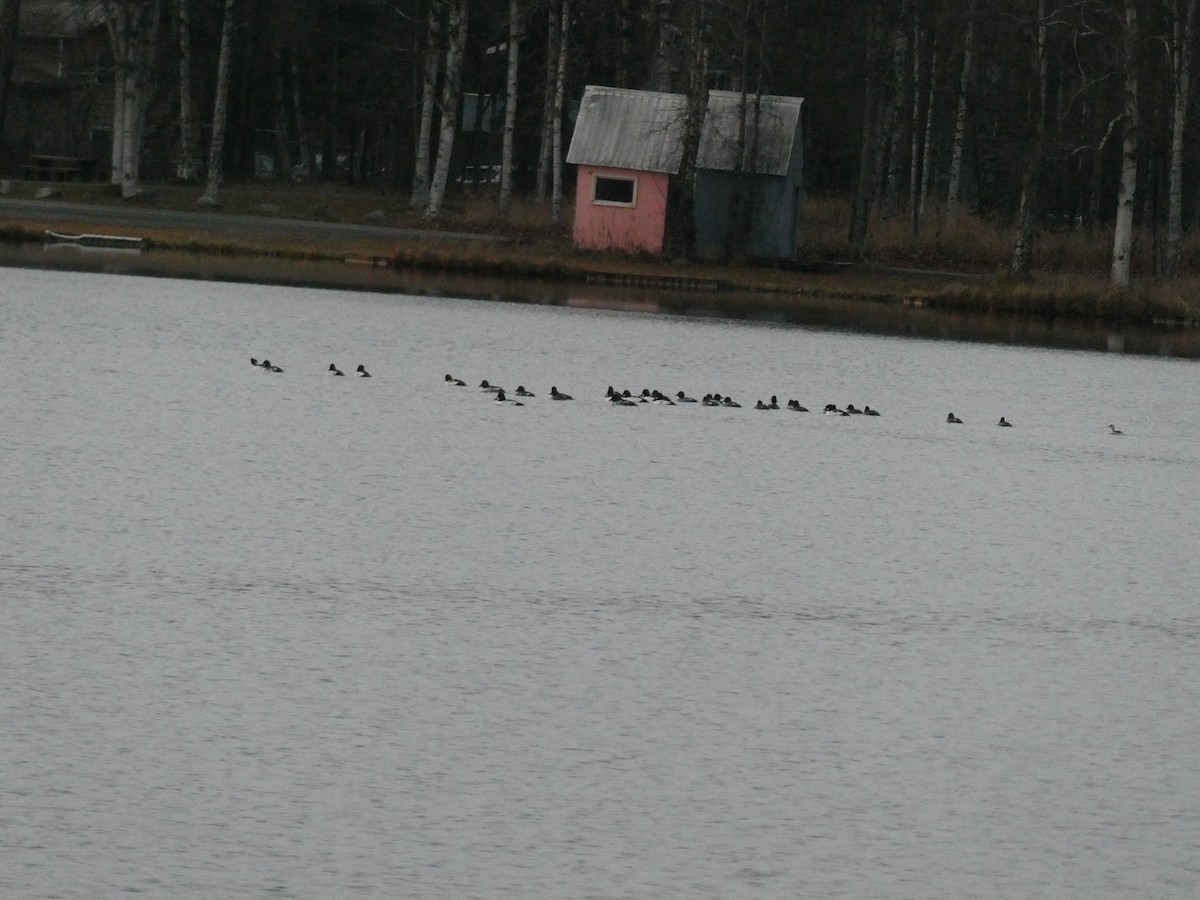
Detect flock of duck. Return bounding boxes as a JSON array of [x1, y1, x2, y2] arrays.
[[252, 359, 1126, 432]]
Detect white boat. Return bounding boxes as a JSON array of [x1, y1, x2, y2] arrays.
[[44, 230, 145, 251]]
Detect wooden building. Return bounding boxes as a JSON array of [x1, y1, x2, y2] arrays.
[[566, 85, 804, 260], [3, 0, 112, 176]]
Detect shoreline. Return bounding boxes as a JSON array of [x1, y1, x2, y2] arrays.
[[3, 192, 1199, 342]]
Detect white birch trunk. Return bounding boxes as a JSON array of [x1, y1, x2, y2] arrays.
[[1165, 0, 1196, 277], [103, 0, 161, 197], [426, 0, 468, 217], [410, 1, 441, 208], [945, 0, 975, 229], [202, 0, 236, 202], [550, 0, 569, 223], [175, 0, 199, 180], [498, 0, 520, 216], [916, 41, 938, 233], [535, 4, 558, 203], [1111, 0, 1138, 288]]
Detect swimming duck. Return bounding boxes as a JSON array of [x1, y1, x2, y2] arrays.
[[702, 394, 721, 406], [947, 413, 963, 424], [675, 391, 697, 403], [845, 404, 863, 414], [998, 417, 1012, 427], [261, 359, 283, 372], [494, 389, 523, 406], [514, 385, 536, 397], [787, 399, 809, 412], [445, 374, 466, 386], [755, 400, 770, 410], [823, 404, 841, 414], [550, 386, 574, 400], [622, 389, 648, 403], [329, 364, 344, 376], [1109, 424, 1123, 434], [721, 396, 741, 408], [768, 395, 780, 409], [863, 406, 881, 416], [356, 365, 371, 377], [650, 390, 675, 405], [250, 357, 261, 367], [608, 392, 638, 406], [479, 379, 503, 393]]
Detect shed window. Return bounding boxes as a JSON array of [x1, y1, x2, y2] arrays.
[[592, 175, 637, 207]]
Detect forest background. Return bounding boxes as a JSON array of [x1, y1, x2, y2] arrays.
[[2, 0, 1200, 304]]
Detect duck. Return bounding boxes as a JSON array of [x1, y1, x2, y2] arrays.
[[260, 359, 283, 372], [845, 403, 863, 415], [650, 390, 675, 405], [329, 364, 344, 376], [514, 385, 536, 397], [721, 396, 741, 408], [675, 391, 697, 403], [494, 389, 523, 406], [863, 406, 881, 416], [947, 413, 963, 424], [998, 416, 1012, 427], [608, 392, 638, 406], [768, 395, 780, 409], [1109, 424, 1123, 435], [356, 365, 371, 377], [622, 389, 648, 403], [250, 357, 261, 367], [479, 379, 503, 393], [445, 374, 466, 386], [702, 394, 721, 406], [755, 400, 770, 410], [823, 404, 842, 415], [787, 399, 809, 412], [550, 386, 574, 400]]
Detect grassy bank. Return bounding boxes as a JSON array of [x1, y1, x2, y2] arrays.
[[4, 179, 1200, 326]]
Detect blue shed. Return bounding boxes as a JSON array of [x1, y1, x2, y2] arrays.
[[694, 91, 804, 260]]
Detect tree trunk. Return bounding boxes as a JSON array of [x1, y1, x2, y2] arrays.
[[908, 19, 923, 231], [410, 1, 440, 208], [945, 0, 975, 229], [104, 0, 162, 199], [550, 0, 569, 223], [0, 0, 23, 137], [663, 0, 707, 259], [1111, 0, 1138, 289], [273, 43, 292, 178], [175, 0, 200, 181], [1010, 0, 1047, 280], [535, 3, 558, 203], [656, 0, 673, 91], [916, 39, 939, 235], [202, 0, 236, 202], [1164, 0, 1196, 278], [849, 1, 884, 259], [880, 1, 911, 221], [426, 0, 468, 217], [498, 0, 521, 216]]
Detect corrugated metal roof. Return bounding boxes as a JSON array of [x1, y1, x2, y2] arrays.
[[566, 85, 803, 177], [566, 86, 690, 174], [698, 91, 803, 176]]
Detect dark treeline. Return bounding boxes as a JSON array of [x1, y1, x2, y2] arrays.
[[16, 0, 1200, 280]]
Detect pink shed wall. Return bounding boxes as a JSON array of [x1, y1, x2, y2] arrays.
[[572, 166, 670, 254]]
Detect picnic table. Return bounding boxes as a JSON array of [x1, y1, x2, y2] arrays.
[[21, 155, 99, 181]]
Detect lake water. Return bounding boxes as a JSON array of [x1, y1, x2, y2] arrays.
[[2, 265, 1198, 899]]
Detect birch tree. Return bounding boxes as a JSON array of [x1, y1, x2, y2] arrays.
[[201, 0, 236, 204], [426, 0, 468, 217], [945, 0, 976, 229], [535, 3, 559, 202], [1111, 0, 1138, 288], [1011, 0, 1047, 279], [498, 0, 521, 216], [1163, 0, 1196, 278], [410, 0, 441, 208], [104, 0, 163, 198], [550, 0, 570, 223], [175, 0, 199, 180]]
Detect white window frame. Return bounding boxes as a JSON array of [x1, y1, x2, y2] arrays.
[[591, 174, 638, 208]]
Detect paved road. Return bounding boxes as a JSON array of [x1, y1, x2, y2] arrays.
[[0, 197, 512, 244]]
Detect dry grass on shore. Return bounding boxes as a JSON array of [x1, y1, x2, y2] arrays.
[[5, 179, 1200, 323]]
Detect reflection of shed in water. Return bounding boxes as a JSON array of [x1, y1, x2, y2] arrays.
[[566, 85, 804, 260]]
